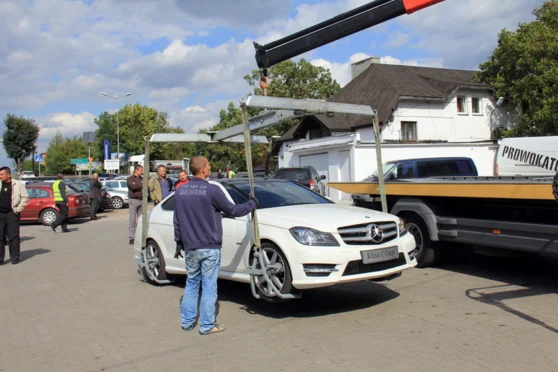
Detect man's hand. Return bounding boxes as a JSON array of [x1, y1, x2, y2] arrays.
[[174, 241, 184, 259], [249, 195, 259, 208]]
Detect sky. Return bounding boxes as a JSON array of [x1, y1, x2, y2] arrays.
[[0, 0, 545, 166]]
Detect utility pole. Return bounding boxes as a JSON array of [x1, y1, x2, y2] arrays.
[[102, 92, 132, 174]]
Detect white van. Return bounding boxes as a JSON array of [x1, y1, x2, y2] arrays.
[[496, 136, 558, 176]]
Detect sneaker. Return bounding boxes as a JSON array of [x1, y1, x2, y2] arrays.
[[51, 226, 56, 233], [129, 239, 134, 245], [199, 324, 225, 336]]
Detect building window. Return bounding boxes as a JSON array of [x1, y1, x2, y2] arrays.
[[457, 96, 467, 114], [472, 97, 481, 115], [401, 121, 417, 142]]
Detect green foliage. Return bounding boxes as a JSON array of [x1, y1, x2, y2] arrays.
[[2, 114, 40, 177], [45, 132, 89, 175], [476, 0, 558, 137], [198, 59, 341, 170], [94, 103, 195, 167]]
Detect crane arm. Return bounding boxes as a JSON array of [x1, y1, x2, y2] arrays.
[[254, 0, 444, 69]]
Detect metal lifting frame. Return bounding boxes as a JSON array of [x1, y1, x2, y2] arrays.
[[136, 96, 388, 300]]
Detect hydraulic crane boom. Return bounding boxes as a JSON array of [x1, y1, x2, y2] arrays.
[[254, 0, 444, 69]]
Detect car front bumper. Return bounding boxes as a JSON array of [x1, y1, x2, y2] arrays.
[[287, 231, 417, 290]]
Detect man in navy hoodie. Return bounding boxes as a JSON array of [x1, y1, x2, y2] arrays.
[[174, 156, 256, 335]]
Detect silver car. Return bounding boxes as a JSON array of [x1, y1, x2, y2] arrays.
[[105, 188, 129, 209], [102, 179, 128, 193]]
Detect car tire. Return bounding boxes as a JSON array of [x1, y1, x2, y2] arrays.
[[142, 240, 170, 285], [402, 214, 437, 268], [40, 208, 59, 226], [250, 242, 295, 302], [112, 197, 124, 209]]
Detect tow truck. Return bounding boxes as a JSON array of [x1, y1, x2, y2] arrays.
[[328, 177, 558, 267], [136, 0, 447, 300]]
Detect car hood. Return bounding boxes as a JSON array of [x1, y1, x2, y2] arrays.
[[257, 204, 398, 233]]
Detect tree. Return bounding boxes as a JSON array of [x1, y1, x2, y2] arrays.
[[2, 114, 40, 177], [198, 59, 342, 170], [45, 132, 89, 175], [476, 0, 558, 137], [94, 103, 194, 167]]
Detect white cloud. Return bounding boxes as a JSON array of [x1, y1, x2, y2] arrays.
[[395, 0, 546, 69], [167, 100, 232, 134], [34, 112, 97, 152]]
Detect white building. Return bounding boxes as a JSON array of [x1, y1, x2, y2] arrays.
[[276, 62, 507, 201]]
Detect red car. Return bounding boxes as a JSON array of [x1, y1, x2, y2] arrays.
[[22, 184, 90, 225]]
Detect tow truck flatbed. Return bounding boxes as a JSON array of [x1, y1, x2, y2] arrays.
[[328, 176, 555, 201]]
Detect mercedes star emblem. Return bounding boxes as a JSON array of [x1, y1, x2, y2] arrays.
[[369, 224, 384, 243]]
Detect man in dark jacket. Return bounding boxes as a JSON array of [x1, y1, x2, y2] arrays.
[[127, 165, 144, 245], [89, 173, 103, 220], [174, 156, 256, 335]]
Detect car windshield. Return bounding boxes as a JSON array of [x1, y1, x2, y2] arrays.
[[274, 169, 309, 181], [223, 181, 332, 209], [364, 161, 397, 181]]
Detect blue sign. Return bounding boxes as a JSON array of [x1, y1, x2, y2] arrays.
[[103, 140, 111, 160], [34, 155, 43, 162]]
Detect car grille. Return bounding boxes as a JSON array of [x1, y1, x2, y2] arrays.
[[342, 254, 407, 276], [337, 221, 398, 245]]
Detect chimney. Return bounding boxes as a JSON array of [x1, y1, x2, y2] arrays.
[[351, 56, 381, 80]]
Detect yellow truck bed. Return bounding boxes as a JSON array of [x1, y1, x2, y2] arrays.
[[328, 176, 555, 201]]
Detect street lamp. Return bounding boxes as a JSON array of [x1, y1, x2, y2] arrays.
[[490, 96, 505, 139], [102, 92, 132, 174]]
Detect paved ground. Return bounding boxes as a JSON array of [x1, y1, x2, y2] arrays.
[[1, 209, 557, 372]]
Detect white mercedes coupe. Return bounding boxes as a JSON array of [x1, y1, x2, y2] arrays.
[[133, 179, 417, 301]]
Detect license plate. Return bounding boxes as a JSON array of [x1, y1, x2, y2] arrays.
[[361, 246, 399, 264]]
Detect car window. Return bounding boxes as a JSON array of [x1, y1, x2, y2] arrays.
[[161, 196, 175, 211], [456, 160, 474, 175], [27, 188, 50, 198], [274, 169, 310, 181], [417, 160, 468, 178], [397, 162, 414, 178], [226, 181, 332, 209], [120, 181, 127, 188], [105, 181, 117, 189]]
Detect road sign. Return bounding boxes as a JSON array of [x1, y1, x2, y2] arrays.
[[76, 158, 89, 164], [104, 159, 119, 171], [70, 159, 77, 165], [34, 155, 43, 162]]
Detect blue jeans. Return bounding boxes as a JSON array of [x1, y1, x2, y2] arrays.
[[180, 248, 221, 332]]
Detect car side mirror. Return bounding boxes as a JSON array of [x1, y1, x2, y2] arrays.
[[320, 175, 326, 180]]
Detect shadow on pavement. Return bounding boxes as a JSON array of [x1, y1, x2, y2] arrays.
[[19, 248, 51, 262], [173, 279, 400, 319], [21, 236, 35, 242], [437, 247, 558, 334]]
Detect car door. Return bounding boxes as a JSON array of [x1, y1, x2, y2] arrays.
[[23, 187, 51, 220], [157, 189, 238, 272], [118, 181, 128, 192], [219, 184, 252, 272]]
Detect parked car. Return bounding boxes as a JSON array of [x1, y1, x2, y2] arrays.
[[134, 179, 417, 301], [20, 171, 36, 179], [364, 157, 478, 181], [105, 188, 129, 209], [273, 166, 327, 195], [102, 179, 128, 193], [23, 183, 89, 225], [67, 182, 112, 212]]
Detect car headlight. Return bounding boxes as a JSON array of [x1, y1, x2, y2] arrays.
[[397, 218, 406, 234], [289, 227, 339, 246]]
